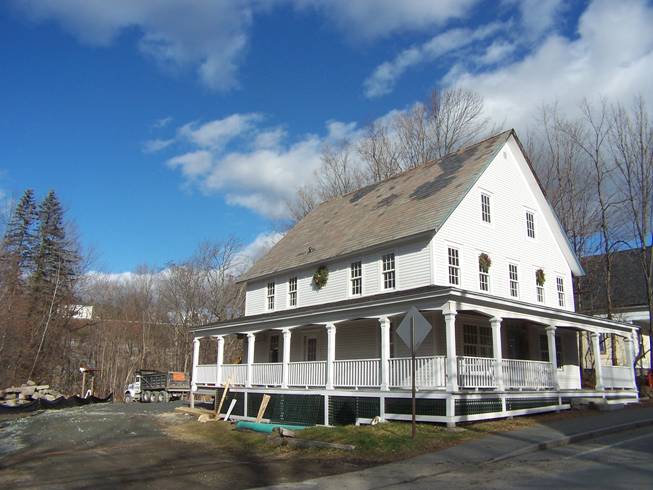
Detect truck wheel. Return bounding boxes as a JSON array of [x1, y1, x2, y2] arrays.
[[151, 391, 159, 403], [124, 393, 133, 403], [163, 391, 170, 403], [142, 391, 150, 403], [157, 391, 166, 403]]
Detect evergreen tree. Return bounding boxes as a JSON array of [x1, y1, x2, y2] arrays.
[[0, 189, 38, 286], [31, 191, 79, 301]]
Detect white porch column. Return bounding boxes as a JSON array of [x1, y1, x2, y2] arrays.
[[215, 335, 224, 386], [326, 323, 336, 390], [190, 337, 200, 408], [623, 335, 637, 390], [545, 326, 559, 389], [444, 307, 458, 392], [590, 332, 605, 390], [191, 337, 201, 391], [490, 317, 504, 391], [281, 328, 292, 389], [379, 316, 391, 391], [246, 332, 256, 388]]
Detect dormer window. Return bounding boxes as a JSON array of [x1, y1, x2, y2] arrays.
[[351, 261, 362, 295], [526, 211, 535, 238], [481, 193, 491, 223], [267, 281, 275, 310], [382, 253, 395, 289]]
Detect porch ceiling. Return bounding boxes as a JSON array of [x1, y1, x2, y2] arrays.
[[191, 286, 637, 338]]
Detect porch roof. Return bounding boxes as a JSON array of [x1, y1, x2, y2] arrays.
[[192, 286, 638, 337]]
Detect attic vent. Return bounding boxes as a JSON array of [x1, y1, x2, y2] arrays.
[[503, 151, 507, 159], [307, 246, 314, 254]]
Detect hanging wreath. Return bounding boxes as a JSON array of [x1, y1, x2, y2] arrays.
[[312, 265, 329, 289], [536, 268, 546, 286], [478, 253, 492, 272]]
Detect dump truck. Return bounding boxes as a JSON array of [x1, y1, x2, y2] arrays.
[[124, 370, 190, 403]]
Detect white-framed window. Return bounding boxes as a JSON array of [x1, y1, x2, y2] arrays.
[[556, 276, 565, 307], [481, 193, 491, 223], [479, 255, 490, 292], [448, 247, 460, 286], [526, 210, 535, 239], [288, 276, 297, 307], [267, 281, 275, 310], [350, 261, 362, 295], [536, 272, 545, 303], [509, 264, 519, 298], [463, 323, 493, 357], [382, 253, 395, 289]]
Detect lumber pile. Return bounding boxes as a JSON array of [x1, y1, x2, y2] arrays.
[[0, 380, 64, 407]]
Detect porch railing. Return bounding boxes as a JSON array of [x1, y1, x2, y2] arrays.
[[503, 359, 555, 389], [252, 362, 282, 386], [457, 356, 496, 388], [288, 361, 326, 387], [334, 359, 380, 388], [389, 356, 446, 389], [195, 364, 218, 385], [602, 365, 634, 389], [222, 364, 247, 386]]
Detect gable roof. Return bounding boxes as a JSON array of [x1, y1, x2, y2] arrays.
[[240, 129, 513, 282]]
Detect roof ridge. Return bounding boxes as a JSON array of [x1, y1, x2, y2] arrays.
[[332, 128, 513, 202]]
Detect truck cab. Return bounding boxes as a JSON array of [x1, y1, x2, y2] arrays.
[[124, 374, 141, 402]]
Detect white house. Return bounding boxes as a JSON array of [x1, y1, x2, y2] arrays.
[[190, 130, 639, 427]]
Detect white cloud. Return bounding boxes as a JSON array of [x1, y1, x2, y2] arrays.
[[515, 0, 565, 41], [298, 0, 480, 40], [167, 150, 213, 179], [447, 0, 653, 130], [164, 115, 359, 219], [477, 40, 516, 66], [233, 231, 285, 272], [143, 138, 175, 154], [178, 113, 263, 150], [363, 23, 505, 98], [11, 0, 255, 90], [152, 116, 173, 129]]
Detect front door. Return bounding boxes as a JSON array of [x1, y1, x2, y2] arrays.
[[304, 336, 317, 361]]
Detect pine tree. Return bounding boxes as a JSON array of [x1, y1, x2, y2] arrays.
[[0, 189, 38, 287], [31, 191, 79, 302]]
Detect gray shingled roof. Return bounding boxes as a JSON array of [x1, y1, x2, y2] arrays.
[[240, 129, 514, 282], [577, 247, 652, 313]]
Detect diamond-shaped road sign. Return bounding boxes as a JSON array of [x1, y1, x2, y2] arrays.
[[396, 306, 432, 350]]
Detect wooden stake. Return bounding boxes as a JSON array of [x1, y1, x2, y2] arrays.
[[256, 394, 271, 423], [214, 379, 231, 418]]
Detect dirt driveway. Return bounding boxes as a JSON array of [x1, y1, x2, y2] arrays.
[[0, 402, 363, 489]]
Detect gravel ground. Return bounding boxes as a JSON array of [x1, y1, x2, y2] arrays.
[[0, 401, 361, 489]]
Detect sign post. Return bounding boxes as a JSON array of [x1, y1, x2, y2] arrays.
[[396, 307, 432, 440]]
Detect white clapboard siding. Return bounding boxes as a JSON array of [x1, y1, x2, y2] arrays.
[[244, 237, 431, 316], [431, 139, 574, 311]]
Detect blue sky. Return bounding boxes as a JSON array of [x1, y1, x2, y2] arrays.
[[1, 1, 651, 274]]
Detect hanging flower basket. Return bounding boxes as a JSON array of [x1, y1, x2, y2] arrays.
[[536, 268, 546, 286], [478, 253, 492, 272], [312, 265, 329, 289]]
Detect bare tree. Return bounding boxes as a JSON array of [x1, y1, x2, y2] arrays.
[[611, 96, 653, 370]]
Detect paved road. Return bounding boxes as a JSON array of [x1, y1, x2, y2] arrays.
[[387, 425, 653, 489]]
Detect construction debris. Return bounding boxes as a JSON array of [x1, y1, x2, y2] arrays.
[[0, 381, 63, 407]]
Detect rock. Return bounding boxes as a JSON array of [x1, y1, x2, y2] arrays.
[[31, 392, 42, 400], [5, 387, 22, 394], [198, 414, 218, 423], [2, 399, 18, 407], [26, 380, 36, 386], [34, 385, 50, 391], [3, 393, 16, 400], [18, 393, 28, 400], [44, 394, 57, 401], [21, 387, 36, 397]]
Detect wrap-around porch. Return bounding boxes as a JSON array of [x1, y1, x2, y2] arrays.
[[193, 303, 637, 394]]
